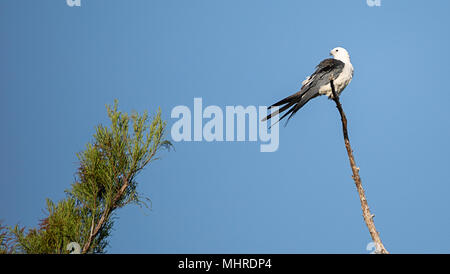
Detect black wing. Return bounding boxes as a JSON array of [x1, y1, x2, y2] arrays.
[[262, 58, 345, 125]]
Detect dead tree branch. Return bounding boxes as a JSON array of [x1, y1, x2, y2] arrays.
[[329, 78, 388, 254]]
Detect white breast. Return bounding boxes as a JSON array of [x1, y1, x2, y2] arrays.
[[319, 62, 354, 98]]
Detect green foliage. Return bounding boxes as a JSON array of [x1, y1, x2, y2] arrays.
[[1, 221, 17, 254], [10, 198, 88, 254], [1, 100, 171, 254]]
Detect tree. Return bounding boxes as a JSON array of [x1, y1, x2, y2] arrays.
[[1, 100, 172, 254]]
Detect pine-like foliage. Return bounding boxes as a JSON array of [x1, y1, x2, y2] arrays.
[[1, 101, 171, 254]]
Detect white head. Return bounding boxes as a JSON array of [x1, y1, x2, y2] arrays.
[[330, 47, 351, 63]]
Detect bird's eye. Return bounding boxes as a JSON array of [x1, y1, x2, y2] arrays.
[[336, 49, 339, 52]]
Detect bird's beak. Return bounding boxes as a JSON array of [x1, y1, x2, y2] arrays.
[[329, 52, 333, 56]]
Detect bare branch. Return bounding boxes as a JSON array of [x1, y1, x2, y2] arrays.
[[82, 175, 130, 253], [329, 78, 389, 254]]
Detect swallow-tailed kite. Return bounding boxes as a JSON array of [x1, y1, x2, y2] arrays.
[[263, 47, 354, 125]]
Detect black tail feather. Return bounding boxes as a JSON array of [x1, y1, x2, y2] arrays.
[[262, 88, 319, 126], [262, 101, 295, 122], [268, 91, 303, 109]]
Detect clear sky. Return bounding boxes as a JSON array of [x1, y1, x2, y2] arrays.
[[1, 0, 450, 253]]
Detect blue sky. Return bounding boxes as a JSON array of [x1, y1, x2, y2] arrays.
[[1, 0, 450, 253]]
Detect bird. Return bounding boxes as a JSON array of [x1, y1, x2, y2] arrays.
[[263, 47, 354, 125]]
